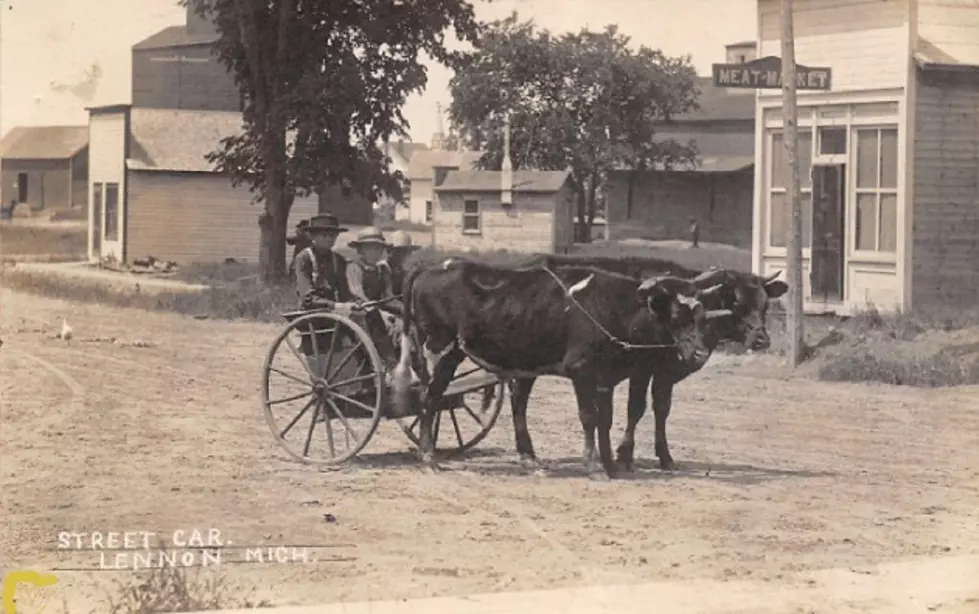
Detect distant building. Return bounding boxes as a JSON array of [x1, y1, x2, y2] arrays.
[[0, 126, 89, 212], [725, 41, 758, 65], [433, 170, 575, 254], [606, 56, 757, 248], [752, 0, 979, 313]]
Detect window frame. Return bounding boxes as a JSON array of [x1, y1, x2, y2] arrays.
[[767, 129, 814, 250], [462, 199, 481, 235], [425, 200, 433, 223], [104, 182, 120, 241], [852, 126, 898, 255]]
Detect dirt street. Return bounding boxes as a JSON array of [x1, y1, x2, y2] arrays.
[[2, 288, 978, 612]]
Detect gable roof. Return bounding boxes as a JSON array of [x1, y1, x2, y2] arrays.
[[674, 77, 756, 122], [914, 36, 979, 71], [390, 140, 428, 162], [435, 169, 570, 193], [407, 149, 483, 181], [133, 25, 219, 51], [127, 108, 243, 172], [0, 126, 88, 160]]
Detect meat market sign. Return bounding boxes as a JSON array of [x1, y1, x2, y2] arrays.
[[712, 55, 832, 91]]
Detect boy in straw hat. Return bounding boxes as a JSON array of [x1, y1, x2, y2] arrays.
[[345, 226, 405, 376]]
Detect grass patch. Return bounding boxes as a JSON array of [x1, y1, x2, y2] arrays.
[[377, 218, 431, 232], [100, 563, 272, 613], [818, 349, 979, 388], [0, 223, 87, 256], [1, 267, 296, 323], [569, 241, 751, 273]]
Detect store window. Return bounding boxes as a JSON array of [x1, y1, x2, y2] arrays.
[[768, 130, 813, 248], [854, 127, 898, 252]]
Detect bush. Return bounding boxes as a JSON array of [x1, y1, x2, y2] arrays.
[[0, 224, 87, 256], [818, 349, 979, 388], [101, 564, 272, 613]]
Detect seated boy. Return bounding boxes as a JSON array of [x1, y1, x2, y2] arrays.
[[345, 227, 405, 377], [293, 214, 351, 312]]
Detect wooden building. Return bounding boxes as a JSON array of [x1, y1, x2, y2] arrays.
[[605, 51, 757, 248], [0, 126, 88, 212], [752, 0, 979, 313], [86, 105, 317, 264], [433, 169, 575, 254]]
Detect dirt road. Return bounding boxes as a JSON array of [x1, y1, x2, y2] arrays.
[[2, 288, 978, 612]]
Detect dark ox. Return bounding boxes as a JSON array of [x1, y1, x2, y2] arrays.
[[517, 254, 788, 472], [391, 258, 734, 479]]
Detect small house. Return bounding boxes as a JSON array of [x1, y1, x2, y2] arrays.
[[0, 126, 89, 212], [433, 169, 575, 254]]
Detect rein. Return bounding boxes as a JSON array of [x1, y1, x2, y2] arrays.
[[541, 267, 678, 351]]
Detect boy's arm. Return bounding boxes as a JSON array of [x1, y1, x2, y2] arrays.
[[345, 261, 369, 304], [295, 251, 336, 310]]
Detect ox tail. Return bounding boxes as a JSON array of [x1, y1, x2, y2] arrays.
[[391, 265, 423, 416]]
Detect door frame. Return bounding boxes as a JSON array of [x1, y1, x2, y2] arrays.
[[810, 162, 846, 304]]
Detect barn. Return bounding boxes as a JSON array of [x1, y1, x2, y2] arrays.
[[86, 105, 317, 264], [605, 42, 757, 248], [432, 169, 575, 254], [0, 126, 89, 213], [752, 0, 979, 314]]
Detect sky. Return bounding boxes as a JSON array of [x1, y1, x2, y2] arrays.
[[0, 0, 756, 144]]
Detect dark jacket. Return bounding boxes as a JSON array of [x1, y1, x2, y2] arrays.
[[293, 247, 350, 310]]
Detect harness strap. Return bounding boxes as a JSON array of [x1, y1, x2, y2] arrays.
[[541, 266, 677, 351]]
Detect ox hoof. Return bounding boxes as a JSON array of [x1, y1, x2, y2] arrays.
[[658, 457, 677, 472], [520, 456, 544, 472], [421, 463, 441, 475], [588, 471, 612, 482], [617, 458, 636, 474]]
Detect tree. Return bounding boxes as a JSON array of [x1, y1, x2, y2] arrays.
[[185, 0, 481, 283], [448, 14, 701, 241]]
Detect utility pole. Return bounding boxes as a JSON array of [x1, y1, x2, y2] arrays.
[[780, 0, 805, 366]]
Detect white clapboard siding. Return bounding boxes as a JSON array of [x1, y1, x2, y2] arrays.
[[758, 0, 908, 93], [88, 111, 127, 261]]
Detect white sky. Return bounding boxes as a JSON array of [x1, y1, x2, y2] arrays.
[[0, 0, 755, 143]]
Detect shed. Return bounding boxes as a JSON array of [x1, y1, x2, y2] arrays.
[[86, 104, 318, 264], [0, 126, 89, 212], [605, 73, 757, 248], [433, 169, 575, 254], [406, 149, 483, 225], [752, 0, 979, 314]]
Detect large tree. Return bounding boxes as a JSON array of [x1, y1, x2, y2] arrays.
[[448, 14, 701, 241], [185, 0, 481, 283]]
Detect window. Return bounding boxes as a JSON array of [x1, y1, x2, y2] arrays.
[[819, 127, 847, 155], [425, 200, 433, 223], [854, 127, 898, 252], [462, 199, 480, 234], [104, 182, 120, 241], [737, 54, 746, 64], [768, 130, 813, 248]]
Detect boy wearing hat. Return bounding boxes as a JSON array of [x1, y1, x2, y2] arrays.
[[287, 219, 311, 282], [382, 230, 421, 294], [345, 227, 403, 373], [293, 214, 352, 310]]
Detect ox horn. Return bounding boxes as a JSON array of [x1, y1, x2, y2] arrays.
[[763, 270, 782, 284], [693, 268, 729, 288]]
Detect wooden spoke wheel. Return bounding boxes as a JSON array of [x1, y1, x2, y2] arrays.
[[398, 365, 506, 456], [261, 311, 384, 465]]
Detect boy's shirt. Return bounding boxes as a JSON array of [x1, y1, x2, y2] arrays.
[[294, 247, 349, 310], [346, 257, 395, 304]]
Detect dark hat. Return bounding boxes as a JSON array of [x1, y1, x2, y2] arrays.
[[307, 214, 348, 234], [296, 219, 310, 229], [348, 226, 391, 249]]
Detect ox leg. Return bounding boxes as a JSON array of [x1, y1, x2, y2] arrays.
[[509, 377, 541, 471], [615, 372, 652, 473], [418, 348, 465, 472], [571, 377, 606, 480], [594, 382, 618, 479], [651, 377, 677, 471]]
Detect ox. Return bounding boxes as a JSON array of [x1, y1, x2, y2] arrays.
[[391, 258, 734, 479], [514, 254, 789, 471]]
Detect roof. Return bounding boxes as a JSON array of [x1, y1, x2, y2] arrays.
[[435, 169, 571, 193], [133, 25, 218, 51], [390, 140, 428, 163], [127, 108, 244, 172], [407, 149, 483, 181], [726, 40, 756, 48], [674, 77, 756, 122], [613, 129, 754, 173], [0, 126, 88, 160], [914, 36, 979, 72]]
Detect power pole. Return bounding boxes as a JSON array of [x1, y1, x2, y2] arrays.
[[780, 0, 805, 366]]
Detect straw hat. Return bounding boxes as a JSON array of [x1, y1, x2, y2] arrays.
[[348, 226, 391, 249], [307, 214, 348, 234], [388, 230, 420, 251]]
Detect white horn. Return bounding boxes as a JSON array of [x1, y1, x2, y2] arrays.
[[705, 308, 733, 320]]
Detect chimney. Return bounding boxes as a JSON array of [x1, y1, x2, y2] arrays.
[[501, 113, 513, 208], [431, 102, 447, 150]]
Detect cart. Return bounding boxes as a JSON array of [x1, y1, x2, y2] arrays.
[[260, 302, 507, 465]]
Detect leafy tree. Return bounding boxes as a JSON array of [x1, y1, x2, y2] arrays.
[[448, 14, 701, 241], [184, 0, 481, 283]]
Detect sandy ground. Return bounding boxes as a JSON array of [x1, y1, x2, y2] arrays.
[[1, 288, 978, 613]]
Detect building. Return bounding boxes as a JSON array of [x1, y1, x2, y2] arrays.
[[87, 105, 318, 264], [433, 169, 575, 254], [382, 138, 427, 219], [606, 49, 757, 247], [0, 126, 89, 212], [403, 105, 483, 225], [752, 0, 979, 314], [725, 40, 758, 65]]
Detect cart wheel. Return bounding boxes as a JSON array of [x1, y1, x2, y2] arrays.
[[262, 311, 384, 465], [398, 373, 506, 456]]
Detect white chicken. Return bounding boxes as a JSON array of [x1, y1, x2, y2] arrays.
[[59, 318, 74, 343]]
